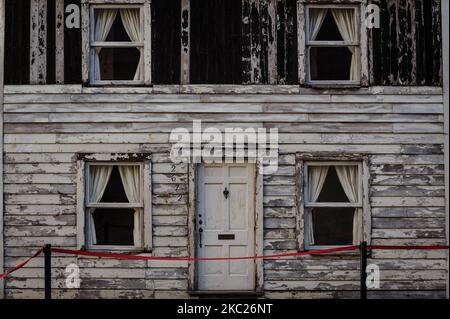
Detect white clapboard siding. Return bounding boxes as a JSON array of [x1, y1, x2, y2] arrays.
[[2, 87, 446, 299]]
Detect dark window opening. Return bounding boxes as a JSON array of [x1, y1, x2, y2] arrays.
[[93, 209, 135, 245], [311, 207, 354, 245], [190, 0, 242, 84], [98, 48, 141, 81]]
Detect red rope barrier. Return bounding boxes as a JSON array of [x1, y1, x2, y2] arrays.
[[1, 244, 448, 280], [51, 245, 359, 261], [0, 248, 43, 280]]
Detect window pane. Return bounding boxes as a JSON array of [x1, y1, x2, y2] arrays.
[[98, 47, 141, 80], [89, 165, 141, 203], [94, 8, 140, 42], [315, 166, 350, 203], [311, 207, 354, 245], [309, 46, 352, 81], [93, 208, 135, 245], [100, 166, 129, 203], [311, 9, 343, 41]]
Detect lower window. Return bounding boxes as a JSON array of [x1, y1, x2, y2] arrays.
[[85, 163, 144, 250], [304, 162, 363, 248]]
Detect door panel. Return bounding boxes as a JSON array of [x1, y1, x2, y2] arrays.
[[197, 164, 255, 291]]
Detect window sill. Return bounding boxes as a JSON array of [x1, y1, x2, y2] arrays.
[[305, 83, 361, 89], [82, 246, 150, 255]]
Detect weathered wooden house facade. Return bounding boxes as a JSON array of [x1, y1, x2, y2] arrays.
[[0, 0, 448, 299]]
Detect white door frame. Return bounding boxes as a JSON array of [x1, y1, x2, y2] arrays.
[[187, 162, 264, 292]]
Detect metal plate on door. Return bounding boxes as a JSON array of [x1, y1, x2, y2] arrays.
[[218, 234, 235, 240]]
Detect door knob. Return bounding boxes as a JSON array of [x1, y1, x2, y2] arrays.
[[223, 187, 229, 199]]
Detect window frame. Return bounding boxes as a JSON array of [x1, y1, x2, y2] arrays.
[[81, 0, 152, 86], [298, 0, 369, 87], [76, 154, 152, 252], [304, 161, 362, 250], [295, 153, 371, 252]]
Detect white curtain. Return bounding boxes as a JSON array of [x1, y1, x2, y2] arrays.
[[308, 8, 327, 80], [309, 8, 328, 41], [120, 9, 143, 81], [335, 165, 360, 244], [94, 9, 118, 81], [308, 166, 329, 245], [118, 166, 142, 246], [88, 166, 113, 245], [331, 9, 358, 81]]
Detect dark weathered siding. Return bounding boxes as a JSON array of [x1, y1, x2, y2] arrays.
[[190, 0, 243, 84], [64, 0, 82, 84], [370, 0, 442, 86], [152, 0, 181, 84], [4, 0, 30, 85], [242, 0, 297, 84]]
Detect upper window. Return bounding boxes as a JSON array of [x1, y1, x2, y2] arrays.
[[306, 5, 360, 85], [85, 163, 146, 250], [88, 3, 148, 85], [304, 162, 362, 248]]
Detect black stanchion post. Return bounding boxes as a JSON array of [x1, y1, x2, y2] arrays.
[[360, 241, 367, 300], [43, 244, 52, 300]]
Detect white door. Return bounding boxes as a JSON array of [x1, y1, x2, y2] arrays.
[[197, 164, 255, 291]]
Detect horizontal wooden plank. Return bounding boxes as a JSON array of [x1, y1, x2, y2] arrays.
[[371, 175, 445, 186], [371, 207, 445, 218], [372, 218, 445, 229], [4, 236, 76, 247], [4, 194, 76, 205], [5, 133, 169, 144], [370, 154, 445, 165], [263, 196, 296, 207], [4, 184, 76, 195], [152, 205, 188, 216], [371, 186, 445, 197], [264, 280, 445, 291], [4, 174, 75, 184], [4, 205, 75, 215], [4, 85, 443, 95], [371, 165, 445, 175], [3, 144, 167, 153], [264, 185, 296, 196], [263, 207, 296, 218], [370, 197, 445, 207], [372, 228, 445, 239], [4, 215, 75, 226], [264, 218, 296, 229], [4, 101, 444, 115], [265, 258, 446, 271], [153, 184, 188, 195], [4, 153, 76, 163], [5, 226, 76, 237], [264, 270, 447, 281]]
